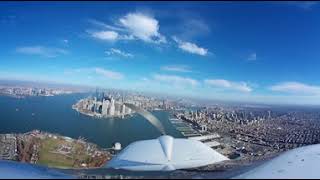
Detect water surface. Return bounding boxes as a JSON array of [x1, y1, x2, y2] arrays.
[[0, 93, 183, 148]]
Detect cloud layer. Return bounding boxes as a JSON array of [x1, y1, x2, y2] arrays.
[[105, 48, 133, 58], [153, 74, 198, 87], [161, 65, 192, 73], [205, 79, 252, 92], [16, 46, 68, 58], [88, 12, 210, 56], [270, 82, 320, 95], [173, 36, 208, 56], [95, 67, 124, 80], [65, 67, 124, 80]]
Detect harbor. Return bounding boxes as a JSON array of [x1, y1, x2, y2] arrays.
[[169, 118, 201, 137], [0, 94, 182, 149], [169, 116, 223, 150]]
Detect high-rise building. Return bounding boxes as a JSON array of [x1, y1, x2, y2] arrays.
[[102, 99, 109, 116], [109, 98, 115, 116], [121, 104, 126, 116], [126, 107, 131, 114], [95, 101, 103, 113]]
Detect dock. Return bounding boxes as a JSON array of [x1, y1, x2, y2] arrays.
[[169, 118, 201, 137], [203, 141, 221, 148], [188, 134, 221, 141]]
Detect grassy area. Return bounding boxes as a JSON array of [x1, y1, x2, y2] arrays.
[[37, 137, 90, 169]]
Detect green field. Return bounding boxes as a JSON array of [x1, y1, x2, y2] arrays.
[[37, 137, 91, 169]]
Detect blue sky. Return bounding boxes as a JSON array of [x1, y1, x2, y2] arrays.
[[1, 1, 320, 105]]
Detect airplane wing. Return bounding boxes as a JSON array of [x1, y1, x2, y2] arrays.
[[1, 143, 320, 179], [234, 144, 320, 179]]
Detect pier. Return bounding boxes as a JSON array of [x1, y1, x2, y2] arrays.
[[169, 118, 201, 137]]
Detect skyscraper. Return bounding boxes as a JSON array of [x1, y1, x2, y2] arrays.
[[102, 99, 109, 117], [109, 97, 115, 116], [121, 104, 126, 116]]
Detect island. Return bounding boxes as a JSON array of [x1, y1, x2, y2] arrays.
[[72, 96, 134, 118], [72, 92, 172, 119]]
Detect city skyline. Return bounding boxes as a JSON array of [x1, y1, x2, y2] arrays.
[[1, 2, 320, 105]]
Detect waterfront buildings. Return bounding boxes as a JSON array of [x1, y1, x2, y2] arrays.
[[72, 91, 176, 119], [73, 96, 132, 118], [0, 134, 17, 161], [0, 86, 73, 98]]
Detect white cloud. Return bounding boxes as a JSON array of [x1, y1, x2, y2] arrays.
[[161, 65, 192, 73], [247, 52, 257, 61], [16, 46, 68, 58], [88, 12, 166, 44], [205, 79, 252, 92], [90, 30, 119, 41], [153, 74, 198, 87], [105, 48, 133, 58], [172, 36, 208, 56], [95, 67, 124, 80], [65, 67, 124, 80], [88, 19, 126, 32], [119, 12, 166, 44], [270, 82, 320, 95]]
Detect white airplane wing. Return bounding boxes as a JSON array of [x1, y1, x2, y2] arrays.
[[234, 144, 320, 179]]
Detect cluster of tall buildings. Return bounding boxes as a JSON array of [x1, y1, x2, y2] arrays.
[[78, 96, 132, 118], [73, 89, 182, 119], [183, 108, 273, 125], [0, 86, 73, 97]]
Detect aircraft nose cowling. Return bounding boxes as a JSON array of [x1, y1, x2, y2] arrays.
[[158, 135, 174, 161]]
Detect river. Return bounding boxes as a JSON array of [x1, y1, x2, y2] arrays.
[[0, 93, 183, 148]]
